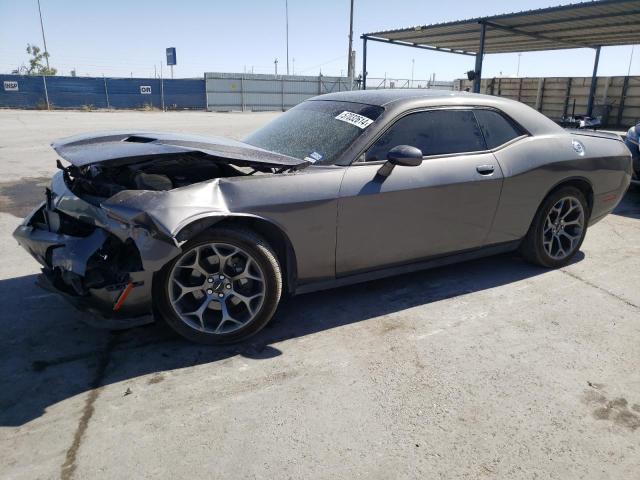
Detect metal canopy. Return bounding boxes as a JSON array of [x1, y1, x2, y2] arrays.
[[361, 0, 640, 115], [363, 0, 640, 55]]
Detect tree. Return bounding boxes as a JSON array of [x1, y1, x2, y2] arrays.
[[22, 44, 57, 76]]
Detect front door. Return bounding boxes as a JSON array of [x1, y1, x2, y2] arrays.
[[336, 108, 503, 276]]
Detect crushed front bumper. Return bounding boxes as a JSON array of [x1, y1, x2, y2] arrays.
[[13, 172, 181, 329]]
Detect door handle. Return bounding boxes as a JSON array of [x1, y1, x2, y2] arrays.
[[476, 164, 495, 175]]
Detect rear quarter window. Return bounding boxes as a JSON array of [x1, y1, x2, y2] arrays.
[[474, 109, 524, 149]]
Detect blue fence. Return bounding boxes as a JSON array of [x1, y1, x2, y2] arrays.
[[0, 74, 206, 110]]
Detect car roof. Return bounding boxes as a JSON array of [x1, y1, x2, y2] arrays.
[[309, 89, 564, 136], [310, 89, 480, 107]]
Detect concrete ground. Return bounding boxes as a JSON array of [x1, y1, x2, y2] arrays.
[[0, 109, 639, 480]]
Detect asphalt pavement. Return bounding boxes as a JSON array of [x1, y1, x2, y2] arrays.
[[1, 109, 639, 480]]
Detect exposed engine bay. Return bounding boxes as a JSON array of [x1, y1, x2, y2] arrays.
[[64, 153, 276, 200], [47, 131, 310, 201]]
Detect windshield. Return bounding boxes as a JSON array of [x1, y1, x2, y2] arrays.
[[243, 100, 384, 164]]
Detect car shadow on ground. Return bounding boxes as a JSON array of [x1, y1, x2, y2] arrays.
[[0, 250, 578, 427]]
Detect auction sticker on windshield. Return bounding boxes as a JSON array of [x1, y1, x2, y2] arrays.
[[335, 111, 374, 129]]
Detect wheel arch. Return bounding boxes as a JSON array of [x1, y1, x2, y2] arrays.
[[541, 176, 594, 215], [174, 214, 298, 295], [518, 176, 594, 243]]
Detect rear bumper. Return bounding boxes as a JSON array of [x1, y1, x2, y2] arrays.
[[589, 177, 632, 226]]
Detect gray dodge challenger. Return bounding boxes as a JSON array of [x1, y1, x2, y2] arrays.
[[14, 90, 632, 344]]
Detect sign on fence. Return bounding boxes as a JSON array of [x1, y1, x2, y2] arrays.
[[140, 86, 152, 94], [3, 81, 18, 91]]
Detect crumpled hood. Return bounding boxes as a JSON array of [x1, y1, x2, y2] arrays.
[[51, 131, 309, 168]]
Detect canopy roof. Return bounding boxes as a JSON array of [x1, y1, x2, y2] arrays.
[[363, 0, 640, 55]]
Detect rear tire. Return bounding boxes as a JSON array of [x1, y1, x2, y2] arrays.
[[154, 227, 282, 344], [520, 186, 589, 268]]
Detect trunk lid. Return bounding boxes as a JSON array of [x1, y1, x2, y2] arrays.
[[565, 129, 623, 141]]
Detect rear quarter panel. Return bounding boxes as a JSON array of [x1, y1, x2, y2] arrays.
[[487, 133, 631, 244]]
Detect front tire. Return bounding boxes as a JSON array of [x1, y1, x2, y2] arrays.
[[520, 186, 589, 268], [154, 227, 282, 344]]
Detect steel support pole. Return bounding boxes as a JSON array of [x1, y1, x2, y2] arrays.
[[241, 75, 245, 112], [586, 46, 601, 118], [42, 75, 50, 110], [617, 75, 630, 127], [362, 36, 367, 90], [473, 22, 486, 93], [103, 75, 110, 109]]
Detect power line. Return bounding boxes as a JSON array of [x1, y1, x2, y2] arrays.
[[296, 55, 346, 74]]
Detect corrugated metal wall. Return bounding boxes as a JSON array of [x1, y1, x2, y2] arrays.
[[205, 72, 351, 112], [455, 75, 640, 128], [0, 74, 205, 110]]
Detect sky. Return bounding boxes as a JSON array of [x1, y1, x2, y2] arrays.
[[0, 0, 638, 81]]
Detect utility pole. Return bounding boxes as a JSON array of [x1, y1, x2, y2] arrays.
[[347, 0, 354, 85], [160, 61, 165, 111], [285, 0, 290, 75], [284, 0, 289, 75], [628, 45, 635, 76], [274, 58, 278, 76], [37, 0, 50, 69], [517, 53, 522, 77]]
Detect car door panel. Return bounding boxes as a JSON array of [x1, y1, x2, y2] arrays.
[[336, 154, 503, 276]]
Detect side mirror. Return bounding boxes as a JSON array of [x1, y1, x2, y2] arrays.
[[377, 145, 423, 177], [387, 145, 423, 166]]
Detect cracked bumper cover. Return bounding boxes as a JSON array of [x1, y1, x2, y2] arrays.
[[13, 172, 184, 328]]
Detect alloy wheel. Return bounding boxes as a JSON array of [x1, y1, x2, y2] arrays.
[[167, 242, 266, 334], [542, 196, 585, 260]]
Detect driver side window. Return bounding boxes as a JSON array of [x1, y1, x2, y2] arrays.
[[365, 109, 486, 162]]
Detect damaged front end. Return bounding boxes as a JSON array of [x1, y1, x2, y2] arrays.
[[14, 172, 179, 328], [13, 131, 308, 328]]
